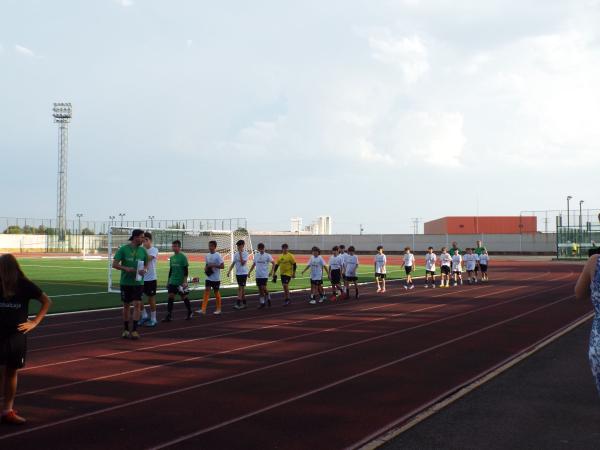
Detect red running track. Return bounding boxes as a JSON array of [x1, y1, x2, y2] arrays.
[[0, 261, 591, 450]]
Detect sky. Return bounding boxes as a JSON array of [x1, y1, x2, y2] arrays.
[[1, 0, 598, 233]]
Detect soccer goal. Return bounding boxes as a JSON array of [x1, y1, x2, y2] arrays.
[[107, 226, 254, 293]]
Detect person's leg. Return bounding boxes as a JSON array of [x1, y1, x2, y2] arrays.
[[123, 303, 130, 331], [265, 285, 271, 307], [214, 287, 222, 313], [353, 280, 359, 298], [2, 367, 18, 413], [381, 277, 386, 292], [258, 285, 266, 307], [182, 294, 192, 318], [166, 293, 175, 319], [148, 295, 157, 322], [131, 300, 141, 335], [201, 289, 210, 314], [376, 275, 381, 291], [241, 286, 247, 306]]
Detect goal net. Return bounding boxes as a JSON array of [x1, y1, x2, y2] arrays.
[[107, 226, 254, 293]]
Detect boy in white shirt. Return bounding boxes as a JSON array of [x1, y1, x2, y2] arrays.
[[328, 246, 344, 301], [141, 232, 159, 326], [248, 243, 275, 309], [227, 240, 249, 310], [478, 250, 490, 282], [374, 245, 387, 293], [439, 247, 452, 288], [342, 246, 360, 299], [451, 248, 463, 286], [338, 244, 347, 295], [463, 248, 479, 284], [401, 246, 416, 290], [199, 240, 225, 315], [302, 246, 329, 304], [424, 246, 437, 289]]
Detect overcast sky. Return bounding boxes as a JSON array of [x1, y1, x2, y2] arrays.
[[1, 0, 598, 233]]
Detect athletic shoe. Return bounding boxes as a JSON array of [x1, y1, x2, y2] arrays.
[[376, 288, 382, 293], [409, 285, 414, 290], [284, 299, 291, 306], [1, 410, 26, 425], [432, 285, 436, 289], [161, 315, 172, 323], [318, 296, 325, 303], [424, 285, 429, 288], [381, 289, 386, 293], [130, 331, 140, 340], [213, 310, 222, 315], [121, 330, 131, 339], [309, 299, 317, 305], [233, 303, 242, 310], [139, 317, 148, 326], [195, 309, 205, 315], [146, 319, 158, 327], [186, 311, 193, 320], [239, 303, 247, 310], [404, 285, 408, 290]]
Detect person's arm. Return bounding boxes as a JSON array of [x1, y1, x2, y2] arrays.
[[302, 262, 309, 275], [575, 255, 597, 300], [226, 256, 234, 277], [269, 259, 276, 277], [324, 264, 330, 277], [292, 255, 297, 278], [112, 250, 135, 273], [18, 292, 52, 334], [272, 263, 279, 275], [182, 265, 189, 287], [248, 262, 256, 276]]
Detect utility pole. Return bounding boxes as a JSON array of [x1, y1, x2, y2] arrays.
[[52, 102, 72, 241]]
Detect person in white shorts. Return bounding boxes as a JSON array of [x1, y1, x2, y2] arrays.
[[302, 246, 329, 304], [141, 232, 159, 327], [424, 247, 437, 288], [328, 246, 345, 301], [451, 248, 463, 286], [227, 240, 250, 310], [401, 246, 416, 290], [478, 250, 490, 282], [439, 247, 452, 288], [248, 243, 275, 309], [463, 248, 479, 284], [342, 246, 360, 299], [374, 246, 387, 293]]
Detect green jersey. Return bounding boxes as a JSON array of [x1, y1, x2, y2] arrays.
[[474, 246, 486, 256], [449, 247, 462, 256], [169, 252, 189, 285], [114, 244, 148, 286]]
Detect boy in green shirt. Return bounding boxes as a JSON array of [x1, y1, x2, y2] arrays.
[[162, 240, 192, 322], [112, 229, 148, 339]]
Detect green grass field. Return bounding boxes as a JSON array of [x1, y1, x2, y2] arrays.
[[18, 257, 425, 314]]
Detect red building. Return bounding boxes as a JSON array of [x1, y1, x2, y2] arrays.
[[424, 216, 537, 235]]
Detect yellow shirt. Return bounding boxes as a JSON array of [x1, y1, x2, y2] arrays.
[[277, 252, 297, 276]]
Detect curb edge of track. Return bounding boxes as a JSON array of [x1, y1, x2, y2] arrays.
[[356, 310, 595, 450]]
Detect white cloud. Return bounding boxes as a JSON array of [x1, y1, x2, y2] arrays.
[[115, 0, 134, 7], [368, 32, 429, 83], [186, 39, 193, 48], [14, 44, 35, 57]]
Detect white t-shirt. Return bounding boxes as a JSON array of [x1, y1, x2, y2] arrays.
[[205, 252, 224, 282], [403, 253, 415, 267], [143, 246, 159, 282], [308, 255, 326, 280], [440, 253, 452, 266], [232, 250, 249, 275], [425, 253, 437, 271], [344, 254, 359, 277], [329, 254, 344, 271], [479, 254, 489, 265], [374, 254, 387, 274], [254, 252, 273, 279], [452, 254, 462, 271], [464, 254, 478, 271]]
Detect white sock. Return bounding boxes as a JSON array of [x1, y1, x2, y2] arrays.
[[151, 311, 157, 321], [141, 306, 148, 319]]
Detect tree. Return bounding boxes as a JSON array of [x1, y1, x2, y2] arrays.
[[81, 228, 95, 235], [3, 225, 22, 234]]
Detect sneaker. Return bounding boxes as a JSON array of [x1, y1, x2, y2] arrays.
[[381, 289, 386, 293], [424, 285, 429, 288], [213, 310, 222, 315], [309, 299, 317, 305], [130, 331, 140, 340], [161, 315, 172, 323], [121, 330, 131, 339], [409, 285, 414, 290], [404, 285, 408, 290], [145, 319, 158, 327], [376, 288, 382, 293], [239, 303, 247, 310], [186, 311, 193, 320], [139, 317, 148, 326], [432, 284, 436, 289], [1, 410, 26, 425], [233, 303, 242, 310], [319, 295, 326, 303], [284, 299, 291, 306]]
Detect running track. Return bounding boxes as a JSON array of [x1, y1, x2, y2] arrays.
[[0, 261, 591, 449]]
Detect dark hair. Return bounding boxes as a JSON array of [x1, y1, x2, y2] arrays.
[[172, 239, 182, 246], [144, 232, 153, 240], [332, 246, 339, 252], [236, 240, 245, 247], [208, 240, 217, 247], [339, 244, 346, 250], [0, 254, 28, 297], [348, 246, 355, 252], [281, 243, 289, 249], [311, 246, 320, 254], [257, 243, 265, 250], [427, 246, 433, 250], [441, 246, 447, 251], [404, 246, 411, 252], [376, 245, 383, 251]]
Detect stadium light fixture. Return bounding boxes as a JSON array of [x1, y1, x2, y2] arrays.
[[567, 196, 573, 228]]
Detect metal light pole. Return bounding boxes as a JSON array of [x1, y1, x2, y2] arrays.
[[579, 200, 584, 247], [567, 196, 572, 228], [76, 213, 83, 250], [53, 102, 72, 241], [119, 213, 126, 228], [148, 215, 155, 228]]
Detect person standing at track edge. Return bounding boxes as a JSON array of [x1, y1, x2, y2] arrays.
[[227, 240, 249, 310], [575, 253, 600, 397], [0, 254, 52, 425], [112, 229, 148, 340], [162, 240, 192, 322], [141, 232, 159, 327], [272, 243, 297, 306], [200, 240, 225, 316]]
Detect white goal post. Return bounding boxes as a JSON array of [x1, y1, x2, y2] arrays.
[[107, 226, 254, 293]]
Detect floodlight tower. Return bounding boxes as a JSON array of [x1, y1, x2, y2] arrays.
[[53, 102, 72, 241]]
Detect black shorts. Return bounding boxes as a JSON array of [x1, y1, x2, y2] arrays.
[[330, 269, 342, 284], [256, 278, 268, 287], [345, 275, 358, 282], [144, 280, 157, 297], [426, 270, 435, 276], [375, 273, 386, 280], [0, 333, 27, 369], [480, 264, 488, 273], [474, 265, 479, 272], [441, 266, 451, 275], [167, 284, 187, 295], [236, 275, 248, 287], [121, 285, 143, 303], [280, 275, 292, 285], [205, 280, 221, 291], [311, 279, 323, 286], [405, 266, 413, 275]]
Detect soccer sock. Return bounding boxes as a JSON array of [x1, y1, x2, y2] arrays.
[[202, 291, 210, 313], [123, 321, 129, 331], [151, 311, 157, 321], [184, 298, 191, 313], [141, 306, 148, 319], [167, 299, 174, 314], [132, 320, 138, 331], [215, 292, 222, 311]]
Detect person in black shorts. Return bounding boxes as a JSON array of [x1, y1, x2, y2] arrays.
[[0, 254, 51, 425]]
